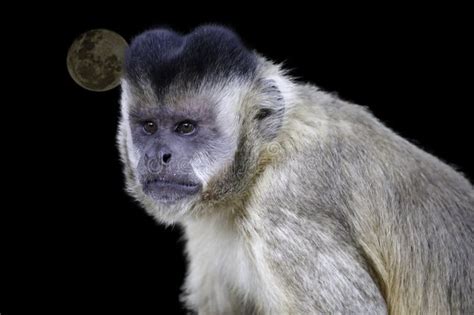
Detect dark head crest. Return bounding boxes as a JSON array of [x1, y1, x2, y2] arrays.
[[124, 25, 257, 95]]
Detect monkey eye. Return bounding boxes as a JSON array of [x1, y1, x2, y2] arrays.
[[175, 120, 196, 135], [143, 121, 157, 134]]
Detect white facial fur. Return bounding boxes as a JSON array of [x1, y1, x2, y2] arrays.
[[119, 77, 252, 224]]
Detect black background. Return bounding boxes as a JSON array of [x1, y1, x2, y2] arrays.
[[3, 5, 472, 315]]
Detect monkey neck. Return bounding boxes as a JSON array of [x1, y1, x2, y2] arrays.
[[199, 138, 285, 218]]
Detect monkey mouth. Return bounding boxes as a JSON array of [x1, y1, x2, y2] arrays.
[[142, 178, 201, 202]]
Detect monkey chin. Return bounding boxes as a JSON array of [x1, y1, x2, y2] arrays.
[[139, 181, 203, 224]]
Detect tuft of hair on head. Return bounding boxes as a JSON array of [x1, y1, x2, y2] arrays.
[[123, 24, 258, 96]]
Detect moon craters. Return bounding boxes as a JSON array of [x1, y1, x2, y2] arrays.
[[67, 29, 128, 92]]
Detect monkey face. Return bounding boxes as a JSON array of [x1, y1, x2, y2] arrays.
[[131, 113, 203, 204], [126, 93, 236, 205], [118, 76, 243, 223]]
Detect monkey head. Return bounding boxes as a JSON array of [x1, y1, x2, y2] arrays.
[[118, 25, 287, 224]]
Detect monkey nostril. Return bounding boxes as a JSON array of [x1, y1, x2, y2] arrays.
[[162, 153, 172, 164]]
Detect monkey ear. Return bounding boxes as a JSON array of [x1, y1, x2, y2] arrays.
[[255, 79, 285, 140]]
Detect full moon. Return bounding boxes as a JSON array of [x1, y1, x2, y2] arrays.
[[67, 29, 128, 92]]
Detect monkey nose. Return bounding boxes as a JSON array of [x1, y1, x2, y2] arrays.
[[162, 153, 172, 165]]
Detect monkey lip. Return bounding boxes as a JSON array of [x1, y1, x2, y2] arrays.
[[147, 178, 199, 188], [143, 178, 201, 200]]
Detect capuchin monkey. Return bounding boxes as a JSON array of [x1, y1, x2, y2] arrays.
[[117, 25, 473, 314]]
